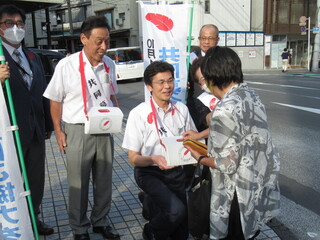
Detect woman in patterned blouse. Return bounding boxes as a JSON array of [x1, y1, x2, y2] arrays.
[[184, 46, 280, 240]]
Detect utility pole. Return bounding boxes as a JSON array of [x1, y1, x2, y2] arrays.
[[308, 16, 311, 71], [300, 15, 311, 71], [45, 8, 52, 49], [312, 0, 320, 72], [67, 0, 75, 53]]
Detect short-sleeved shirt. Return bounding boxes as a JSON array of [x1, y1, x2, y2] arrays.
[[281, 51, 291, 60], [43, 50, 118, 124], [122, 98, 197, 158], [207, 82, 280, 239]]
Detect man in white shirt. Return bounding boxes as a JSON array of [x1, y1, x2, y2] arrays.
[[122, 61, 197, 240], [44, 16, 119, 240]]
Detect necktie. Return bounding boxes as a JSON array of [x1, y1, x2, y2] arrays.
[[13, 49, 31, 89]]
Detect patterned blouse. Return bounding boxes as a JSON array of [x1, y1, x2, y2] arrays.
[[207, 82, 280, 239]]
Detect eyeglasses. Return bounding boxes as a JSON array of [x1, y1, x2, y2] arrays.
[[0, 20, 25, 29], [198, 36, 219, 42], [153, 79, 174, 86]]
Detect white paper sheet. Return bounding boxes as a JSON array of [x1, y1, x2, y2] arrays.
[[162, 136, 198, 166]]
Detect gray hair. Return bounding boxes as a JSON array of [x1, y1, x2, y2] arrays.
[[199, 24, 219, 37]]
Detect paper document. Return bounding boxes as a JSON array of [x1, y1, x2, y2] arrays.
[[162, 136, 198, 166]]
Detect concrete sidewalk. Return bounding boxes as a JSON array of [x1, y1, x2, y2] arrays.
[[243, 67, 320, 78], [39, 123, 281, 240]]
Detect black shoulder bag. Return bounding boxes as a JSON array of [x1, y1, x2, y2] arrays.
[[187, 164, 212, 239]]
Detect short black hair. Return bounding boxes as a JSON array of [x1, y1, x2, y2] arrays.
[[190, 57, 204, 84], [201, 46, 243, 90], [0, 4, 26, 23], [144, 61, 174, 86], [81, 15, 110, 38], [284, 48, 287, 51]]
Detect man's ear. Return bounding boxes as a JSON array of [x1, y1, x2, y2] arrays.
[[146, 84, 153, 93], [80, 33, 87, 46]]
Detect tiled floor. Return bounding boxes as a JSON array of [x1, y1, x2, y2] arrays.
[[39, 126, 281, 240]]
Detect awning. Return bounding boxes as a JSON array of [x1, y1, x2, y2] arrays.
[[1, 0, 64, 13]]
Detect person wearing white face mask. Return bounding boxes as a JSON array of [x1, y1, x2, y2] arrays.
[[185, 57, 218, 138], [1, 22, 26, 45], [0, 4, 54, 235]]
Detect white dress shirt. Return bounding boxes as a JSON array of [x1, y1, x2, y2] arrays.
[[43, 50, 118, 124], [122, 98, 196, 159]]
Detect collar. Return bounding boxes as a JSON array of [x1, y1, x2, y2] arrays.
[[150, 97, 173, 113], [224, 82, 247, 97], [81, 49, 104, 70], [2, 41, 23, 57]]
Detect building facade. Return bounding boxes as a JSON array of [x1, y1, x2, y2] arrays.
[[264, 0, 317, 69], [23, 0, 318, 70]]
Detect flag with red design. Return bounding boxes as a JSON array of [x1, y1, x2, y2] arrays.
[[140, 3, 189, 103]]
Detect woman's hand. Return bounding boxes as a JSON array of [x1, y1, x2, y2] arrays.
[[183, 130, 201, 140], [183, 129, 209, 140], [185, 145, 202, 162]]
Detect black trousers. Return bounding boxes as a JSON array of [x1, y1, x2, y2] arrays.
[[22, 133, 45, 220], [134, 166, 188, 240], [221, 192, 260, 240]]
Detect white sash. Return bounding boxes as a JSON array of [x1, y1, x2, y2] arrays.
[[197, 92, 218, 110], [79, 51, 123, 134], [82, 57, 109, 107]]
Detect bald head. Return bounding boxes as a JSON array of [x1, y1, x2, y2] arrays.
[[198, 24, 220, 53]]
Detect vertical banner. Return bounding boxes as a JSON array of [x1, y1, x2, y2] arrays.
[[140, 3, 189, 103], [0, 87, 33, 239]]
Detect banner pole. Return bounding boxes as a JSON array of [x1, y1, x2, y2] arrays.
[[185, 0, 195, 100], [0, 37, 39, 240]]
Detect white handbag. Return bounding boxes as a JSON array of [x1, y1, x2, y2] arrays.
[[79, 52, 123, 134], [84, 107, 123, 134]]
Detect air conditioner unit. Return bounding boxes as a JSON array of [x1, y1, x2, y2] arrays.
[[116, 18, 123, 26]]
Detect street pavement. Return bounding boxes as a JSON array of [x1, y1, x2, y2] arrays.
[[39, 122, 281, 240]]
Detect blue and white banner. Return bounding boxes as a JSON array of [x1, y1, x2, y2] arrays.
[[0, 86, 33, 239], [140, 3, 189, 103]]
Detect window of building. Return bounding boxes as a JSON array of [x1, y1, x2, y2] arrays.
[[278, 1, 289, 24], [205, 0, 210, 14], [97, 9, 114, 29], [272, 35, 286, 42], [119, 12, 125, 20]]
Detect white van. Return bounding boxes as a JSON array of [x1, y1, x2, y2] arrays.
[[106, 46, 144, 81]]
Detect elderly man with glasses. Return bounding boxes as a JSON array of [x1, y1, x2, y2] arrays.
[[190, 24, 220, 63]]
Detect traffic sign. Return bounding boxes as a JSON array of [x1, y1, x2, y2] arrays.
[[299, 16, 307, 23], [313, 26, 320, 33], [301, 26, 307, 32]]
